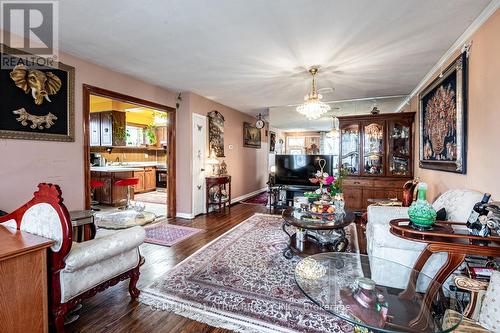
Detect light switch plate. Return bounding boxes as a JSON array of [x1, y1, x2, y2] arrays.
[[228, 144, 234, 150]]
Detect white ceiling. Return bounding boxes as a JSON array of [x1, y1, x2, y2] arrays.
[[58, 0, 491, 114], [270, 96, 408, 131]]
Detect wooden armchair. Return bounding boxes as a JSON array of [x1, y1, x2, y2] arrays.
[[0, 183, 145, 333], [443, 274, 499, 332]]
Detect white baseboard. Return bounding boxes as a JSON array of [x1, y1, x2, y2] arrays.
[[177, 187, 267, 218], [176, 212, 195, 219], [232, 187, 268, 203]]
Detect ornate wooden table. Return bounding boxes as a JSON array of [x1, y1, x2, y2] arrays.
[[389, 218, 500, 330], [205, 176, 231, 214], [282, 207, 355, 259]]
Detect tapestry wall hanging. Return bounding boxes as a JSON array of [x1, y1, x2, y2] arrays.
[[419, 52, 467, 174], [208, 110, 224, 157], [243, 121, 261, 148], [0, 44, 75, 142]]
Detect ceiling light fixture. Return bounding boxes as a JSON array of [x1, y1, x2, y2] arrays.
[[326, 116, 340, 138], [296, 67, 331, 120]]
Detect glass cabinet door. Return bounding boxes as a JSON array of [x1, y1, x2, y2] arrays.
[[341, 124, 360, 175], [388, 121, 411, 176], [362, 122, 384, 175]]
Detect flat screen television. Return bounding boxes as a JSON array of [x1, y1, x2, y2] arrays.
[[274, 155, 333, 186]]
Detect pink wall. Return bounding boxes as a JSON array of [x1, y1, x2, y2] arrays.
[[402, 10, 500, 201], [176, 92, 269, 215], [0, 32, 177, 211]]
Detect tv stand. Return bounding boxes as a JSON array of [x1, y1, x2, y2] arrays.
[[270, 184, 318, 208]]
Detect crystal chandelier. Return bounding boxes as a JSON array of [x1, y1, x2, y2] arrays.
[[296, 68, 331, 120]]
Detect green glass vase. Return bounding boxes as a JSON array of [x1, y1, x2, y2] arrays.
[[408, 183, 436, 230]]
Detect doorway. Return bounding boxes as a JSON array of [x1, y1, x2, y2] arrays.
[[83, 85, 176, 218]]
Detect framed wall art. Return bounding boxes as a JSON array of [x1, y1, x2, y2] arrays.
[[419, 52, 467, 174], [269, 131, 276, 152], [0, 44, 75, 142], [207, 110, 225, 157], [243, 122, 261, 148]]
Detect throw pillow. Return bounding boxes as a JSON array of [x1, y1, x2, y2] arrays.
[[478, 270, 500, 332], [436, 207, 447, 221]]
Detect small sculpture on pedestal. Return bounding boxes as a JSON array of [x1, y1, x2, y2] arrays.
[[218, 160, 228, 176]]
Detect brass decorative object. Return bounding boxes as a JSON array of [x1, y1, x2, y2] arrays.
[[13, 108, 57, 129], [10, 64, 62, 105]]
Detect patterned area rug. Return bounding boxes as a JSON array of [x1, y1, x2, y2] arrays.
[[139, 213, 358, 333], [135, 191, 167, 204], [241, 191, 268, 205], [145, 222, 202, 247]]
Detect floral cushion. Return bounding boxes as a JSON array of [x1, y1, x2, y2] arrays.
[[479, 270, 500, 332], [21, 203, 63, 252], [64, 226, 145, 272], [60, 248, 140, 303]]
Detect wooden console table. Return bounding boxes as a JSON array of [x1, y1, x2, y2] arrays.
[[205, 176, 231, 214], [389, 218, 500, 330], [0, 226, 54, 333]]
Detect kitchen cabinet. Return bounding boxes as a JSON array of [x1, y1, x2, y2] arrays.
[[133, 170, 145, 193], [339, 112, 415, 211], [91, 171, 132, 206], [99, 111, 126, 147], [89, 112, 101, 146], [155, 126, 168, 148], [132, 167, 156, 193], [144, 167, 156, 191]]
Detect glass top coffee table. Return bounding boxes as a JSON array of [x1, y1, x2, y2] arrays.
[[282, 207, 356, 259], [295, 252, 463, 332]]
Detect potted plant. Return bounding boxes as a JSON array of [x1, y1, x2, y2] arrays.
[[145, 125, 157, 146]]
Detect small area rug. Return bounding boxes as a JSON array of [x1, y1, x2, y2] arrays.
[[241, 191, 268, 205], [139, 213, 357, 333], [144, 222, 203, 247], [135, 191, 167, 205]]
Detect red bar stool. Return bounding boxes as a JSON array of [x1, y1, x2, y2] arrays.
[[114, 178, 139, 210], [90, 179, 105, 211]]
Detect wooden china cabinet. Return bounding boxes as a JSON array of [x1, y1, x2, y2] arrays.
[[339, 112, 415, 210]]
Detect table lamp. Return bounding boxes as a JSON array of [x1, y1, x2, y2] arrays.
[[206, 157, 219, 176]]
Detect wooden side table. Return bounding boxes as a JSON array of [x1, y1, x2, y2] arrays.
[[205, 176, 231, 214], [389, 218, 500, 330], [70, 210, 96, 242]]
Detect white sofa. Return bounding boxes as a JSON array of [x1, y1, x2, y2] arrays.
[[366, 189, 482, 290]]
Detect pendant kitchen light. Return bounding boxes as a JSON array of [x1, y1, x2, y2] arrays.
[[326, 116, 340, 138], [296, 67, 331, 120]]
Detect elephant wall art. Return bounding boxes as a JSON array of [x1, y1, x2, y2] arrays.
[[0, 44, 75, 141]]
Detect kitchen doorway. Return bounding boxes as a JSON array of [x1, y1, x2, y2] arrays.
[[83, 85, 176, 218]]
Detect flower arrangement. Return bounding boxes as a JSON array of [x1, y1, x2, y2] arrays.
[[329, 168, 348, 196], [309, 170, 335, 195]]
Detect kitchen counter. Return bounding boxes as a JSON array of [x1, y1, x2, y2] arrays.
[[91, 166, 144, 172]]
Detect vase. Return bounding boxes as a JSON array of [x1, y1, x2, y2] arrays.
[[408, 183, 436, 230]]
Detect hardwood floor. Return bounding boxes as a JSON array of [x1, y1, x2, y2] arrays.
[[67, 203, 272, 333]]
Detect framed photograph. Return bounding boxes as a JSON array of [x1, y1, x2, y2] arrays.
[[243, 122, 261, 148], [0, 44, 75, 142], [208, 110, 225, 157], [419, 52, 467, 173], [269, 131, 276, 152]]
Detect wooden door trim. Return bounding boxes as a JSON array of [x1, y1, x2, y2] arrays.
[[83, 84, 176, 218]]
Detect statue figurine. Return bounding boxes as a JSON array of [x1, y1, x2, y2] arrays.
[[218, 160, 228, 176]]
